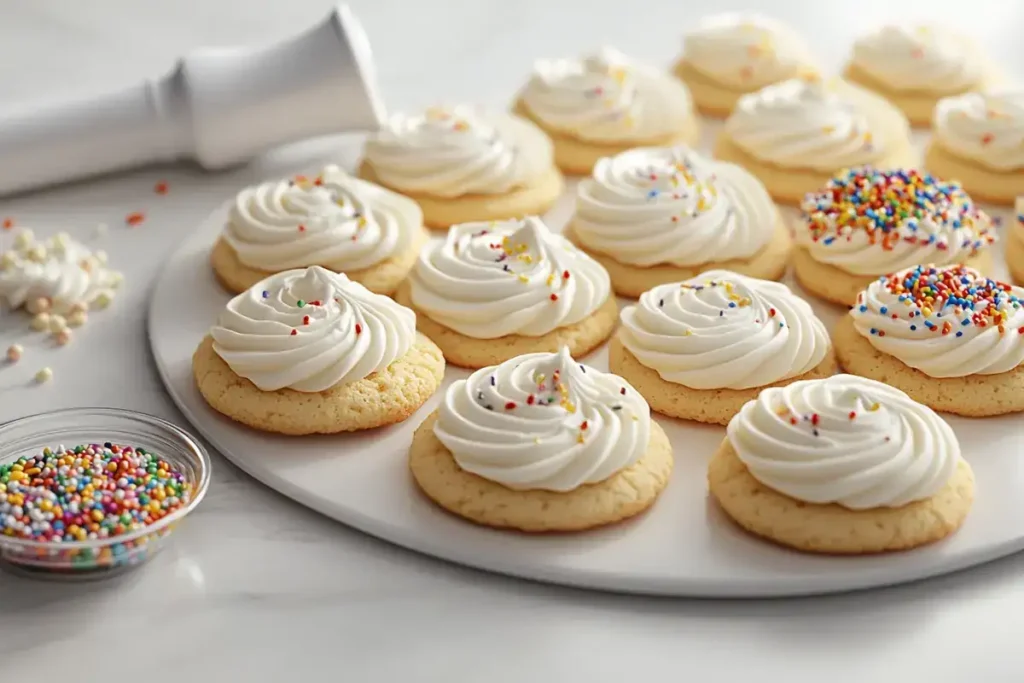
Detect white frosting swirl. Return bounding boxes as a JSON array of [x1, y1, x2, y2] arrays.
[[410, 216, 611, 339], [573, 147, 775, 267], [620, 271, 830, 390], [725, 78, 892, 171], [797, 169, 996, 277], [934, 89, 1024, 171], [851, 25, 983, 93], [362, 105, 553, 198], [0, 231, 121, 311], [435, 347, 650, 492], [223, 165, 421, 271], [520, 47, 694, 143], [211, 266, 415, 392], [850, 265, 1024, 378], [727, 374, 960, 509], [683, 14, 814, 89]]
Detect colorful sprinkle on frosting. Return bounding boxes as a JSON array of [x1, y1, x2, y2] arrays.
[[857, 265, 1022, 336], [801, 168, 994, 253]]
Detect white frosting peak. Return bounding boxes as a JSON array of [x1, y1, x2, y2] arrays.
[[851, 25, 984, 93], [725, 78, 896, 172], [363, 105, 553, 198], [435, 347, 651, 492], [683, 13, 814, 89], [521, 48, 694, 143], [224, 165, 421, 272], [934, 89, 1024, 171], [573, 146, 776, 267], [211, 266, 416, 392], [728, 374, 960, 509], [410, 216, 611, 339], [620, 271, 830, 390]]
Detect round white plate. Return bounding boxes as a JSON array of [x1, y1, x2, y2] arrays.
[[148, 182, 1024, 598]]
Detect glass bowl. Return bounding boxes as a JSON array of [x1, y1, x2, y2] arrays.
[[0, 408, 211, 581]]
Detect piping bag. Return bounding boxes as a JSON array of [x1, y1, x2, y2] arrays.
[[0, 4, 385, 196]]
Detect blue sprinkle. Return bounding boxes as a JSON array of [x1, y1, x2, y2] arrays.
[[879, 306, 888, 314], [859, 305, 868, 312], [728, 302, 737, 308], [262, 290, 269, 298], [956, 331, 964, 337], [490, 376, 496, 386], [869, 328, 878, 335], [720, 311, 724, 317], [910, 325, 917, 331]]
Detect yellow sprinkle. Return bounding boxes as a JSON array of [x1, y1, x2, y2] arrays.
[[534, 438, 541, 444], [517, 274, 529, 283], [821, 126, 835, 134], [546, 274, 555, 286], [683, 330, 693, 337], [576, 434, 585, 444], [518, 254, 533, 264], [869, 402, 881, 412]]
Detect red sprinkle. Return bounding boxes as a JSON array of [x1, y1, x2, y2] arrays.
[[580, 421, 589, 431], [290, 329, 297, 336], [810, 413, 820, 426], [562, 270, 570, 280], [505, 401, 516, 410], [789, 417, 798, 425], [303, 316, 310, 325], [981, 133, 995, 145], [550, 293, 559, 301], [311, 300, 321, 306], [527, 394, 535, 405], [619, 387, 626, 395], [153, 181, 169, 195], [298, 225, 306, 232], [1, 218, 13, 230], [848, 411, 857, 420], [355, 323, 362, 335], [768, 308, 776, 318], [125, 212, 145, 227]]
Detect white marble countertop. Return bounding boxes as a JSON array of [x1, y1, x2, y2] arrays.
[[1, 1, 1022, 680]]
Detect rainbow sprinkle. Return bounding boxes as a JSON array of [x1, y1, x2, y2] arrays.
[[856, 265, 1023, 337], [0, 443, 190, 543], [801, 168, 995, 254]]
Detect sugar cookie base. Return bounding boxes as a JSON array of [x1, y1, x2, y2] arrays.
[[713, 132, 916, 205], [395, 282, 619, 369], [924, 142, 1024, 206], [672, 60, 813, 119], [408, 412, 674, 532], [707, 438, 974, 554], [833, 314, 1024, 417], [608, 336, 839, 425], [791, 245, 995, 308], [842, 63, 985, 127], [564, 215, 792, 299], [357, 161, 564, 230], [192, 334, 445, 435], [209, 227, 427, 295], [513, 101, 700, 176], [1008, 232, 1024, 286]]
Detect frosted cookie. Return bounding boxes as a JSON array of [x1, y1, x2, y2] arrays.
[[844, 25, 995, 127], [673, 13, 819, 117], [0, 229, 122, 314], [395, 216, 616, 369], [793, 168, 996, 307], [193, 266, 445, 435], [714, 77, 914, 203], [925, 89, 1024, 205], [708, 374, 974, 554], [1010, 198, 1024, 285], [359, 105, 563, 229], [211, 165, 428, 295], [409, 347, 673, 532], [609, 270, 836, 425], [836, 264, 1024, 417], [514, 47, 699, 175], [566, 146, 790, 298]]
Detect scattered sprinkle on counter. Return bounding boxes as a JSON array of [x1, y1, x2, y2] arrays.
[[154, 181, 169, 195], [5, 344, 22, 363], [34, 367, 53, 383], [0, 443, 191, 542], [125, 211, 146, 227]]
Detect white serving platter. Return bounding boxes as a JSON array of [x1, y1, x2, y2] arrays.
[[148, 149, 1024, 597]]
